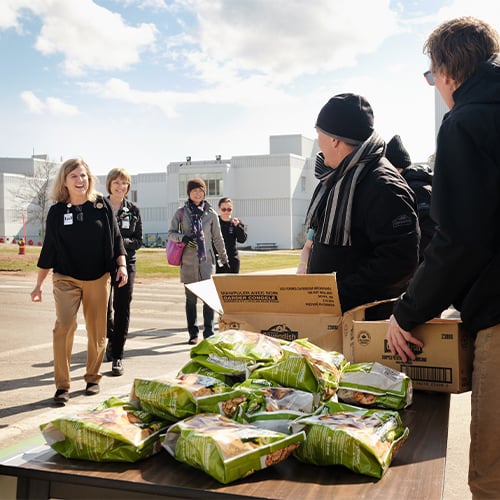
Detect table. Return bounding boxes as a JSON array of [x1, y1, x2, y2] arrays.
[[0, 391, 449, 500]]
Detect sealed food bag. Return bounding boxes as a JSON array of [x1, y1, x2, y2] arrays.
[[291, 402, 409, 478], [177, 359, 234, 385], [131, 373, 233, 421], [250, 339, 347, 402], [40, 397, 168, 462], [163, 413, 305, 484], [189, 330, 284, 377], [233, 379, 316, 433], [337, 362, 413, 410]]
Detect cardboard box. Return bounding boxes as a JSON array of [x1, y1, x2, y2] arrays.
[[342, 302, 474, 393], [186, 274, 343, 352]]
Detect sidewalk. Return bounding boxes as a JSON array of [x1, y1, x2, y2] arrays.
[[0, 271, 471, 499]]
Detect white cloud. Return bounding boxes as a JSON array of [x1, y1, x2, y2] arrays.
[[20, 91, 44, 113], [20, 91, 78, 116], [4, 0, 157, 75], [184, 0, 400, 83]]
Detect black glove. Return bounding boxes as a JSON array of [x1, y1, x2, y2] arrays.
[[182, 235, 197, 248], [220, 263, 231, 273]]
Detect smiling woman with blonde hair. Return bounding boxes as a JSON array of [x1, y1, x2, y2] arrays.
[[31, 158, 127, 404]]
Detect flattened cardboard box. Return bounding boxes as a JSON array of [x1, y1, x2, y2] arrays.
[[186, 274, 343, 352], [343, 302, 474, 393]]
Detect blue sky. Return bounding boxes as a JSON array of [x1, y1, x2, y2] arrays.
[[1, 0, 499, 175]]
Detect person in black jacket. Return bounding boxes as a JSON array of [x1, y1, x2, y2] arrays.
[[386, 134, 436, 262], [30, 158, 127, 404], [305, 93, 419, 317], [215, 197, 247, 273], [104, 167, 143, 376], [385, 17, 500, 498]]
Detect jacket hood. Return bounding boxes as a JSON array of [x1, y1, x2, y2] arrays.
[[401, 164, 433, 184], [452, 55, 500, 111]]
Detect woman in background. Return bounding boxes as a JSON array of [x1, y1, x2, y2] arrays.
[[105, 167, 143, 376], [215, 197, 247, 274], [31, 158, 127, 404], [168, 178, 229, 344]]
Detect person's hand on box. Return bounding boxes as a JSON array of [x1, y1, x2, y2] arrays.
[[386, 314, 424, 362]]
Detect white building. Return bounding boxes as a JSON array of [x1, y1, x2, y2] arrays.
[[94, 134, 318, 249], [165, 134, 318, 249], [0, 155, 60, 244]]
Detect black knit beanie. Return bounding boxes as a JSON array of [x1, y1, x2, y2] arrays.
[[187, 178, 206, 196], [315, 93, 374, 144], [386, 135, 412, 169]]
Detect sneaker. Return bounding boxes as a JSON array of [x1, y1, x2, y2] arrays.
[[188, 337, 198, 345], [85, 383, 100, 396], [105, 341, 112, 362], [112, 358, 124, 376], [54, 389, 69, 404]]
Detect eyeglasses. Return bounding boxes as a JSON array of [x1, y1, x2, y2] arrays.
[[423, 70, 435, 86], [220, 208, 232, 212], [75, 205, 83, 222]]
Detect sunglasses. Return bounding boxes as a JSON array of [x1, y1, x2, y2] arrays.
[[423, 70, 435, 86], [220, 208, 232, 212], [75, 205, 83, 222]]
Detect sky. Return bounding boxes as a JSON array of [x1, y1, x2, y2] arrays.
[[1, 0, 500, 175]]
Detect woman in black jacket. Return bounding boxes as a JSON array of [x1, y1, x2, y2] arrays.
[[215, 197, 247, 274], [31, 159, 127, 404], [105, 167, 143, 376]]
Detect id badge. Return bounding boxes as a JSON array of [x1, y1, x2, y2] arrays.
[[121, 218, 130, 229], [64, 213, 73, 225]]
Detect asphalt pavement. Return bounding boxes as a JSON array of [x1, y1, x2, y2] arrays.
[[0, 270, 471, 499]]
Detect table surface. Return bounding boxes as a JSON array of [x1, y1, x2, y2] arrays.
[[0, 390, 450, 500]]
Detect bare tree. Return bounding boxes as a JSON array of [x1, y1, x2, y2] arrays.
[[11, 159, 59, 240]]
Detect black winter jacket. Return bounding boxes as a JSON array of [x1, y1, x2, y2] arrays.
[[309, 158, 419, 313], [394, 55, 500, 334], [401, 164, 436, 262]]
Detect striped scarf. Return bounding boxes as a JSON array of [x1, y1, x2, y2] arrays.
[[305, 132, 385, 246]]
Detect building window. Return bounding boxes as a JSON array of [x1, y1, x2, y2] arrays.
[[179, 173, 223, 198], [300, 176, 306, 192], [129, 190, 138, 202]]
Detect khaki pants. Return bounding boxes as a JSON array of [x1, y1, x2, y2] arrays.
[[52, 273, 110, 390], [469, 324, 500, 498]]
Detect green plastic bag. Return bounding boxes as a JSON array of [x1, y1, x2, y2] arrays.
[[40, 397, 168, 462], [337, 362, 413, 410], [250, 339, 348, 401], [163, 413, 305, 484], [131, 373, 233, 421], [189, 330, 284, 376], [291, 402, 409, 478]]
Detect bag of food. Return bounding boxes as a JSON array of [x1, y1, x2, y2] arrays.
[[189, 330, 284, 377], [131, 373, 247, 421], [40, 397, 168, 462], [291, 402, 409, 478], [250, 339, 347, 402], [163, 413, 305, 484], [233, 378, 316, 433], [337, 362, 412, 410], [177, 359, 235, 385]]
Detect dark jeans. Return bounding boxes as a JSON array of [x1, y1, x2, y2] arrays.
[[185, 287, 214, 339], [107, 261, 136, 359]]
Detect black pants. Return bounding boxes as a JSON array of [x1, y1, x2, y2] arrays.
[[185, 287, 214, 339], [107, 261, 136, 359]]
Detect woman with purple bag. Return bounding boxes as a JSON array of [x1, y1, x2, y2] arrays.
[[168, 178, 229, 344]]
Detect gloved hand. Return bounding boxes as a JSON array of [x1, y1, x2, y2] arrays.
[[182, 235, 197, 248], [220, 263, 231, 273]]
